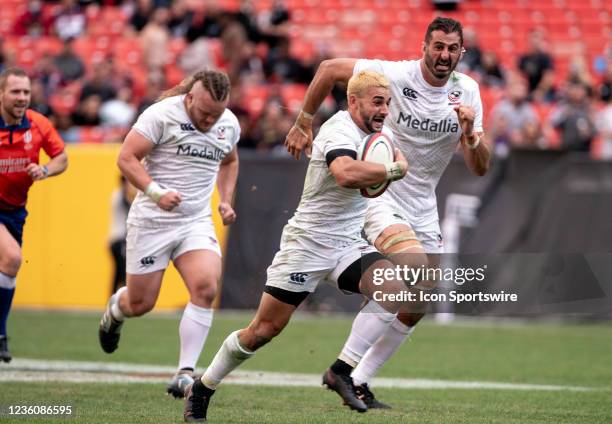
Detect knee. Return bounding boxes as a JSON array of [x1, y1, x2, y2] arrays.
[[397, 312, 425, 327], [126, 296, 155, 317], [0, 248, 21, 276], [190, 280, 218, 306]]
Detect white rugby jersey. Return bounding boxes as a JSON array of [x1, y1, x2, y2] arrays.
[[127, 95, 240, 227], [355, 59, 483, 229], [288, 110, 393, 242]]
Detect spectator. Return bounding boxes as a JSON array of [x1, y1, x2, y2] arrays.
[[598, 67, 612, 102], [54, 113, 79, 143], [186, 2, 230, 42], [258, 0, 291, 49], [489, 76, 542, 157], [52, 0, 87, 40], [136, 71, 165, 117], [140, 7, 170, 71], [100, 87, 136, 127], [251, 97, 292, 153], [549, 80, 597, 152], [459, 27, 482, 73], [221, 23, 264, 84], [567, 56, 594, 89], [0, 38, 13, 75], [264, 37, 308, 83], [128, 0, 154, 33], [518, 30, 554, 98], [167, 0, 193, 38], [12, 0, 53, 36], [29, 79, 55, 120], [478, 51, 505, 88], [32, 52, 61, 96], [233, 0, 263, 44], [53, 38, 85, 84], [72, 94, 102, 126], [80, 60, 117, 102], [595, 96, 612, 160]]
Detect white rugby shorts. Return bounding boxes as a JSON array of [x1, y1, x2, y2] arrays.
[[126, 219, 221, 274], [364, 196, 444, 254], [265, 226, 378, 293]]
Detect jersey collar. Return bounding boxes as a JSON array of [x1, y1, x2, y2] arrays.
[[0, 113, 32, 130]]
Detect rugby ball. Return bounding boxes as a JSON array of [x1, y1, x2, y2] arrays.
[[357, 132, 396, 198]]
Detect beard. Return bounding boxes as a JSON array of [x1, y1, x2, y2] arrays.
[[2, 102, 27, 122], [424, 52, 459, 80]]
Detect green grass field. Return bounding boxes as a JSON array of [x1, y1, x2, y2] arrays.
[[1, 310, 611, 423]]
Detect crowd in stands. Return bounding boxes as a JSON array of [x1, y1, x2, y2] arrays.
[[0, 0, 610, 158]]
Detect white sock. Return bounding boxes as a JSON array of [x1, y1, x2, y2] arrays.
[[178, 302, 214, 371], [110, 286, 127, 321], [338, 301, 396, 367], [352, 318, 415, 386], [0, 272, 16, 289], [201, 330, 254, 389]]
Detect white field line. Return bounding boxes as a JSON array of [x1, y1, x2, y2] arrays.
[[0, 358, 599, 392]]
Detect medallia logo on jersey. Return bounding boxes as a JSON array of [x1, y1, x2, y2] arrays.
[[23, 130, 33, 150], [448, 90, 462, 105], [177, 144, 225, 161], [216, 126, 226, 140], [396, 112, 459, 133], [402, 87, 419, 100]]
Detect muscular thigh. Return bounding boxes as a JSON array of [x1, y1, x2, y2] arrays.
[[173, 249, 222, 293]]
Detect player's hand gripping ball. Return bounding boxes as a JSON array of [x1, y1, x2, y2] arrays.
[[357, 132, 396, 198]]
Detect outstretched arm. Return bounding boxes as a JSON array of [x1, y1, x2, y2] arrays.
[[285, 58, 358, 160]]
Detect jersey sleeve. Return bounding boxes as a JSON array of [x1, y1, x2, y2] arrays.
[[321, 128, 359, 158], [37, 114, 65, 157], [354, 59, 387, 75], [132, 104, 164, 144], [471, 85, 484, 133]]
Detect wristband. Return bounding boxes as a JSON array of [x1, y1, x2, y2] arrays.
[[299, 110, 314, 121], [465, 134, 481, 150], [385, 162, 404, 181], [41, 165, 49, 178], [145, 181, 169, 203]]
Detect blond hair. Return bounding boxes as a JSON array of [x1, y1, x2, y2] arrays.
[[158, 69, 231, 102], [347, 71, 390, 98]]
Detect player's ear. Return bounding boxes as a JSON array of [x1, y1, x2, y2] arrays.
[[421, 41, 426, 54], [460, 47, 466, 60]]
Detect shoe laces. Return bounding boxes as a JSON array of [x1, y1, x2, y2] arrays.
[[356, 383, 374, 403]]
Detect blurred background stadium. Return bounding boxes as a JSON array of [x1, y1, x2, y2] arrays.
[[1, 1, 612, 422]]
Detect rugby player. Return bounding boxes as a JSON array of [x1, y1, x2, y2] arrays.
[[182, 71, 410, 422], [0, 67, 68, 363], [98, 69, 240, 397], [285, 17, 490, 408]]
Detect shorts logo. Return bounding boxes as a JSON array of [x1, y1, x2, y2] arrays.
[[393, 213, 406, 221], [140, 256, 156, 267], [437, 233, 443, 247], [208, 236, 218, 245], [180, 123, 196, 131], [402, 87, 418, 100], [289, 272, 308, 285]]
